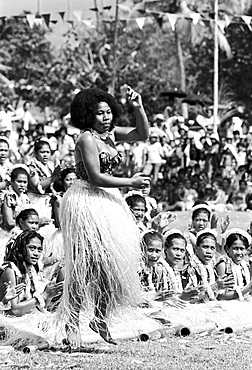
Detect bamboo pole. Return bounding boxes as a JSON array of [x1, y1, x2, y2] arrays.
[[213, 0, 219, 131]]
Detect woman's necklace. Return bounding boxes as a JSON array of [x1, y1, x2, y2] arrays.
[[90, 128, 111, 141]]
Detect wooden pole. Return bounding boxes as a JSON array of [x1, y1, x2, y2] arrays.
[[213, 0, 219, 131], [110, 0, 119, 95]]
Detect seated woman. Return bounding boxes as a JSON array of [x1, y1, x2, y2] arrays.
[[181, 229, 234, 302], [163, 229, 199, 302], [216, 228, 252, 301], [139, 229, 188, 308], [0, 230, 63, 316]]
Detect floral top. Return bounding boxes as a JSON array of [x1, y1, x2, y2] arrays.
[[76, 151, 123, 181]]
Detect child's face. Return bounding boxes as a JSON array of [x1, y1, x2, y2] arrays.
[[63, 172, 77, 191], [145, 239, 163, 267], [193, 211, 209, 232], [131, 201, 146, 222], [36, 144, 51, 164], [165, 238, 186, 268], [12, 174, 28, 194], [196, 236, 216, 265], [141, 183, 150, 197], [227, 239, 246, 265], [20, 215, 39, 231], [24, 237, 43, 266]]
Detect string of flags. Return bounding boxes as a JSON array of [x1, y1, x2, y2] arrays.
[[1, 2, 251, 32]]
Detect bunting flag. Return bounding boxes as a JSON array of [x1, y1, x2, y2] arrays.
[[190, 13, 201, 25], [59, 12, 65, 20], [135, 17, 145, 29], [166, 13, 178, 31], [42, 14, 50, 27], [152, 13, 163, 28], [72, 10, 82, 22], [5, 6, 252, 34], [218, 20, 226, 33], [26, 14, 36, 28], [241, 15, 252, 31]]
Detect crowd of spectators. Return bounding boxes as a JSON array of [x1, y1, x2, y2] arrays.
[[0, 94, 251, 216]]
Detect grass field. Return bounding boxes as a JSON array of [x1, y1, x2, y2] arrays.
[[1, 211, 252, 370]]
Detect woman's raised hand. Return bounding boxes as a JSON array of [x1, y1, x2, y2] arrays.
[[130, 172, 151, 189], [124, 85, 143, 108]]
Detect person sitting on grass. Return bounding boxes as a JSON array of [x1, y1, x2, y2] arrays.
[[0, 230, 63, 316], [181, 229, 234, 302], [215, 228, 252, 301]]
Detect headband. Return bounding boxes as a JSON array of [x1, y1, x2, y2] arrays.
[[192, 204, 211, 215], [196, 228, 217, 242], [11, 164, 30, 173], [223, 228, 251, 245]]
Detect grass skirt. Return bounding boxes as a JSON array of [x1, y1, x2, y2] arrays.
[[57, 180, 142, 326]]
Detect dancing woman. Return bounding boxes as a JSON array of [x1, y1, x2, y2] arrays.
[[59, 86, 150, 346]]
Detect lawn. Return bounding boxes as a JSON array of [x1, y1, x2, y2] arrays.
[[1, 211, 252, 370]]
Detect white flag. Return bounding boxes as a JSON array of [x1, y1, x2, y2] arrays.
[[241, 15, 252, 31], [135, 17, 146, 30], [166, 13, 178, 31], [190, 13, 201, 25]]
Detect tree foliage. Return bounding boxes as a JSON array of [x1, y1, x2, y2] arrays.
[[0, 1, 251, 121]]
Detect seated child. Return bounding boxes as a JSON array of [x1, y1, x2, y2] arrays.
[[139, 230, 171, 292], [216, 228, 252, 301]]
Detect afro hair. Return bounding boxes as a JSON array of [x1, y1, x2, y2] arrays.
[[70, 88, 123, 130]]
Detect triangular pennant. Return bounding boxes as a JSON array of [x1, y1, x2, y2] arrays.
[[190, 13, 200, 25], [135, 17, 145, 30], [166, 13, 178, 31], [59, 12, 65, 20], [103, 6, 112, 10], [218, 20, 226, 33], [241, 15, 252, 31], [42, 14, 50, 27], [224, 14, 232, 28], [152, 13, 163, 28], [72, 10, 82, 22], [26, 14, 36, 28]]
